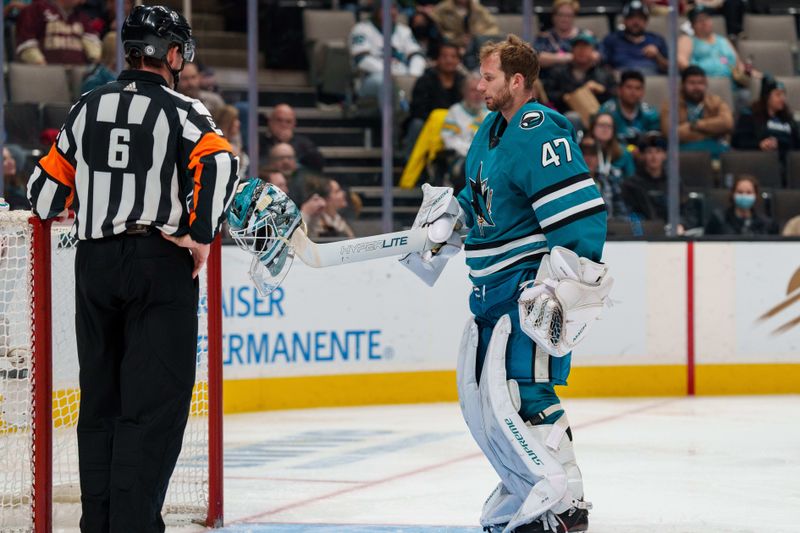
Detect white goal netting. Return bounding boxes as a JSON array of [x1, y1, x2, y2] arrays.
[[0, 211, 214, 531]]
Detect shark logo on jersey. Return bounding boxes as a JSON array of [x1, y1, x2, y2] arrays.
[[520, 110, 544, 130], [469, 163, 495, 236]]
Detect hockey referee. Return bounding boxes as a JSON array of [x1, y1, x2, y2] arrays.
[[27, 5, 238, 532]]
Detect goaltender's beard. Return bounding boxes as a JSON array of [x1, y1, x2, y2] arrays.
[[486, 82, 513, 112]]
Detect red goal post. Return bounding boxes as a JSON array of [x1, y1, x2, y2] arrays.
[[0, 212, 223, 531]]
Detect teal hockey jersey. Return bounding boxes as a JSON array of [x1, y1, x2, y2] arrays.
[[458, 101, 607, 287]]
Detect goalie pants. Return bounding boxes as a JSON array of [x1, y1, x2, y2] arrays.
[[74, 233, 199, 533], [470, 270, 572, 422]]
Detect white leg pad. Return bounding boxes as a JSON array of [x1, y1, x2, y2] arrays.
[[529, 423, 584, 503], [480, 482, 524, 528], [456, 315, 573, 532]]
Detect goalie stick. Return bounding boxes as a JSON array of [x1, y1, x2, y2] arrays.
[[289, 225, 432, 267]]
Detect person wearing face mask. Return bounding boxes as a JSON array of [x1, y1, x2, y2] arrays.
[[704, 175, 778, 236]]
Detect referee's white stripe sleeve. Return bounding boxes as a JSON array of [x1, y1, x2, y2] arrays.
[[36, 178, 58, 217], [210, 153, 231, 228]]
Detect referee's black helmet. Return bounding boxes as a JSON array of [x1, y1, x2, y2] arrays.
[[122, 5, 195, 65]]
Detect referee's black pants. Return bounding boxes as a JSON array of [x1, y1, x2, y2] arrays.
[[74, 232, 199, 533]]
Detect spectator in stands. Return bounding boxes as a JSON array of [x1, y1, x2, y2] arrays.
[[544, 32, 616, 117], [177, 61, 225, 115], [599, 70, 661, 151], [261, 103, 324, 173], [304, 176, 355, 240], [213, 105, 249, 179], [3, 146, 29, 210], [16, 0, 101, 65], [601, 1, 668, 76], [664, 65, 733, 158], [622, 133, 703, 232], [409, 9, 443, 59], [349, 1, 426, 104], [258, 165, 290, 195], [268, 142, 299, 180], [591, 111, 636, 179], [267, 142, 317, 207], [705, 174, 779, 235], [440, 73, 488, 188], [686, 0, 745, 38], [405, 42, 465, 156], [677, 6, 752, 93], [733, 75, 800, 172], [81, 30, 116, 93], [534, 0, 600, 77], [622, 133, 669, 220]]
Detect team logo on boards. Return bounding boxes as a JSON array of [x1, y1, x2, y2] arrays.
[[520, 110, 544, 130], [468, 163, 495, 237], [757, 266, 800, 334]]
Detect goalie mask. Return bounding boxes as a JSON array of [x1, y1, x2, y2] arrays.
[[227, 179, 302, 295]]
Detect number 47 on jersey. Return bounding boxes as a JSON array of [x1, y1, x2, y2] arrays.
[[541, 138, 573, 168]]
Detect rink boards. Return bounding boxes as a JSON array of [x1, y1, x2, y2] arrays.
[[220, 241, 800, 412]]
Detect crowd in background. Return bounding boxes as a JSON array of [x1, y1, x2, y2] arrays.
[[347, 0, 800, 237], [2, 0, 800, 238]]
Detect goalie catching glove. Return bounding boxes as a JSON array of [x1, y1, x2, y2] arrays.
[[518, 247, 613, 357], [399, 184, 467, 286]]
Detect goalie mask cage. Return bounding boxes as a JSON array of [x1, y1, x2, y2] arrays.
[[0, 211, 223, 532]]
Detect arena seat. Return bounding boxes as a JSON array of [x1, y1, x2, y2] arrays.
[[679, 151, 715, 188], [786, 151, 800, 189], [769, 189, 800, 227], [577, 15, 611, 41], [737, 41, 795, 77], [720, 150, 783, 188], [8, 63, 71, 104], [4, 102, 41, 148], [303, 9, 356, 95], [643, 75, 668, 108], [742, 14, 797, 43]]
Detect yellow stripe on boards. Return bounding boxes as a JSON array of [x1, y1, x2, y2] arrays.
[[561, 365, 687, 397], [222, 371, 459, 413], [696, 363, 800, 395]]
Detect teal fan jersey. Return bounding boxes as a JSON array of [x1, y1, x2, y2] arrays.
[[458, 101, 607, 286]]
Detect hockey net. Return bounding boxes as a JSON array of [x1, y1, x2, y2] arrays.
[[0, 211, 223, 531]]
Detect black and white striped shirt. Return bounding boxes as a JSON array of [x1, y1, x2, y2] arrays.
[[27, 69, 239, 244]]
